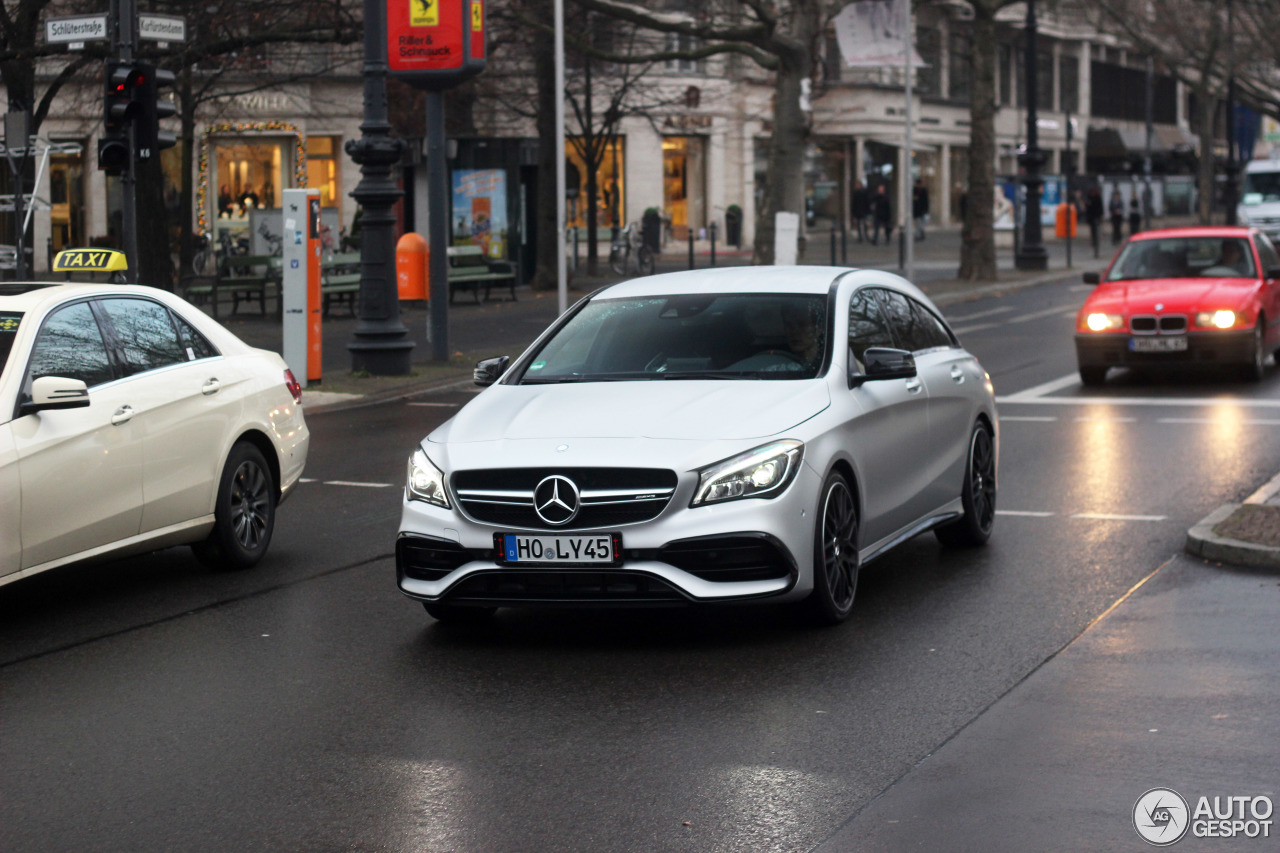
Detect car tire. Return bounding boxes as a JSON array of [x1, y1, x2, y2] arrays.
[[1240, 315, 1266, 382], [423, 602, 498, 624], [935, 422, 997, 548], [193, 441, 276, 571], [803, 472, 859, 626], [1078, 365, 1108, 386]]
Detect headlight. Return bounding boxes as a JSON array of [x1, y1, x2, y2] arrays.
[[691, 440, 803, 506], [407, 448, 449, 507], [1196, 310, 1238, 329], [1084, 312, 1123, 332]]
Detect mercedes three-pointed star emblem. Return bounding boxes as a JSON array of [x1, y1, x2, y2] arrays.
[[533, 475, 580, 525]]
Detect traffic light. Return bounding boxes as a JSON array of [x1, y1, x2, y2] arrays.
[[134, 63, 177, 160], [99, 59, 144, 175]]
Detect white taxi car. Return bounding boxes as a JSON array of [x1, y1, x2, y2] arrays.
[[0, 249, 309, 585]]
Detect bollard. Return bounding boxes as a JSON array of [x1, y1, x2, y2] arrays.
[[898, 229, 905, 271], [830, 228, 837, 265], [709, 221, 717, 266], [841, 225, 847, 265], [688, 228, 695, 270]]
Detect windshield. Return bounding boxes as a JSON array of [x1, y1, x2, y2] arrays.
[[0, 312, 20, 377], [517, 293, 828, 383], [1243, 170, 1280, 203], [1106, 237, 1255, 281]]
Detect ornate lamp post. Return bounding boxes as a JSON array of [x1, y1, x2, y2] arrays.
[[345, 0, 413, 375], [1015, 0, 1048, 271]]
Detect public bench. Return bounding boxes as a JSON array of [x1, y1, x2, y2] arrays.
[[186, 255, 280, 319], [321, 251, 362, 316], [447, 245, 517, 304]]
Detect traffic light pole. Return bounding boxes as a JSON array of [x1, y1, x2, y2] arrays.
[[110, 0, 139, 281]]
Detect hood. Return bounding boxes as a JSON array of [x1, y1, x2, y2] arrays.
[[1087, 278, 1258, 315], [430, 379, 831, 444]]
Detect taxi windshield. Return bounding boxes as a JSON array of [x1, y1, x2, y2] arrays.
[[518, 293, 829, 382], [1107, 237, 1255, 281], [0, 312, 21, 377]]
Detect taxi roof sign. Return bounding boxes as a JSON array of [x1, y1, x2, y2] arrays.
[[53, 248, 129, 273]]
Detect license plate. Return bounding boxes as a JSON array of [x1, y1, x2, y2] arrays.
[[1129, 336, 1188, 352], [495, 532, 621, 565]]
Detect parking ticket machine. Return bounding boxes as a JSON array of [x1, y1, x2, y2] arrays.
[[282, 188, 322, 386]]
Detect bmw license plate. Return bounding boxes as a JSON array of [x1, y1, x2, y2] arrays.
[[1129, 336, 1188, 352], [495, 532, 621, 565]]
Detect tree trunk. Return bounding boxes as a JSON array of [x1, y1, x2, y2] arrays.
[[1195, 81, 1216, 224], [958, 2, 999, 281], [753, 38, 815, 265]]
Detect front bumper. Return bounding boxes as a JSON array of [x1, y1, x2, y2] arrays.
[[1074, 330, 1256, 368], [396, 466, 818, 607]]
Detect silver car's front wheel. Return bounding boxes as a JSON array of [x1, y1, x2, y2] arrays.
[[935, 423, 996, 548], [804, 472, 859, 625]]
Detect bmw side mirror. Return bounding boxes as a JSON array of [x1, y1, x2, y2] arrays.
[[473, 355, 510, 387], [19, 375, 90, 416], [851, 348, 916, 386], [1082, 271, 1101, 285], [1266, 266, 1280, 280]]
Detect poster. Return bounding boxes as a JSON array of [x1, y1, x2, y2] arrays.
[[452, 169, 507, 258]]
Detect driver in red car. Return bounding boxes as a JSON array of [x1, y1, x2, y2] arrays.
[[1219, 240, 1249, 275]]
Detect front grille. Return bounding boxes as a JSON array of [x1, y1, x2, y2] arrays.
[[444, 570, 687, 603], [657, 535, 795, 583], [397, 535, 479, 581], [452, 467, 678, 530], [1130, 314, 1187, 335]]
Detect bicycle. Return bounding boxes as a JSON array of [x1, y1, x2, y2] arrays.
[[609, 221, 655, 276], [258, 221, 284, 256], [191, 228, 248, 277]]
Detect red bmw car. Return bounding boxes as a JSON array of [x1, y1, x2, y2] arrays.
[[1075, 226, 1280, 385]]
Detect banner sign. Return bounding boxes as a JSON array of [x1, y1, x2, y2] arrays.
[[833, 0, 925, 68], [387, 0, 486, 89]]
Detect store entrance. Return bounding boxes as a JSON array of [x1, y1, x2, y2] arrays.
[[663, 136, 705, 240]]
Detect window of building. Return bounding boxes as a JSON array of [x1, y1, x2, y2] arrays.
[[565, 136, 625, 230], [663, 136, 705, 237], [665, 33, 701, 73], [948, 33, 972, 103], [305, 137, 341, 208], [916, 26, 941, 96], [1060, 54, 1079, 114], [1014, 48, 1055, 110], [999, 44, 1012, 106]]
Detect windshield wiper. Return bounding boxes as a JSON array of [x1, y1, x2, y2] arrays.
[[659, 371, 756, 380], [520, 375, 585, 384]]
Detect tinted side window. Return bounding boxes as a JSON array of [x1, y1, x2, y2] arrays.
[[907, 298, 955, 350], [848, 288, 895, 371], [28, 302, 114, 387], [174, 314, 219, 360], [99, 298, 186, 376], [877, 290, 929, 352]]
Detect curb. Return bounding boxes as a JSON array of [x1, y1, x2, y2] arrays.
[[1185, 471, 1280, 571]]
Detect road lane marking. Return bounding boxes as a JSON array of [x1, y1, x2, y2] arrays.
[[300, 478, 318, 483], [947, 306, 1014, 322], [407, 402, 460, 407], [1006, 306, 1080, 324], [1157, 417, 1280, 425], [1070, 512, 1168, 522], [1068, 284, 1094, 292], [1000, 373, 1083, 400], [1075, 416, 1137, 422], [323, 480, 393, 488], [996, 510, 1055, 517], [999, 415, 1059, 422], [998, 372, 1280, 407]]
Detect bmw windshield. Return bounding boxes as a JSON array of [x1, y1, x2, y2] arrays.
[[517, 293, 829, 383]]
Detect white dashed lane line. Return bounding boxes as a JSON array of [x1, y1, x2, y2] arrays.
[[995, 510, 1056, 517], [999, 416, 1059, 422], [996, 510, 1169, 522], [323, 480, 393, 488]]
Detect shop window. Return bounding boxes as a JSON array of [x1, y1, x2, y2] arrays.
[[663, 136, 705, 238], [305, 137, 341, 207], [214, 140, 286, 218], [565, 136, 625, 230]]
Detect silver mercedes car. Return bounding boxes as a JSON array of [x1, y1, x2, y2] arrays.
[[397, 266, 997, 625]]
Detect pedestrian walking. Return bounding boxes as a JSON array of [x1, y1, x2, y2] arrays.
[[1128, 197, 1142, 237], [912, 178, 930, 240], [871, 184, 893, 245], [1085, 186, 1104, 258], [1109, 190, 1124, 244], [850, 181, 871, 243]]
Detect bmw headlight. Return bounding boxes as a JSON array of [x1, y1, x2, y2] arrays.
[[407, 448, 450, 507], [1196, 310, 1238, 329], [692, 440, 803, 506], [1084, 312, 1123, 332]]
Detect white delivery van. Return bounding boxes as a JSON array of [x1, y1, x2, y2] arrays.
[[1238, 159, 1280, 238]]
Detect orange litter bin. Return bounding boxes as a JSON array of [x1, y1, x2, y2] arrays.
[[396, 232, 429, 301], [1055, 203, 1078, 238]]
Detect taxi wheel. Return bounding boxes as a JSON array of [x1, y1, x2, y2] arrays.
[[803, 472, 859, 626], [1079, 365, 1108, 386], [194, 442, 276, 571], [423, 602, 497, 624], [1241, 315, 1266, 382], [935, 422, 997, 548]]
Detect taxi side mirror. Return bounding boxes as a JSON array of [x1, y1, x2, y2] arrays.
[[474, 355, 511, 387], [20, 376, 90, 415]]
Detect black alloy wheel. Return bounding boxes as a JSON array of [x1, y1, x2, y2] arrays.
[[194, 441, 276, 570], [804, 472, 859, 625], [936, 423, 997, 548]]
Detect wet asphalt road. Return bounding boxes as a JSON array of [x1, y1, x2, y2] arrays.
[[3, 277, 1280, 851]]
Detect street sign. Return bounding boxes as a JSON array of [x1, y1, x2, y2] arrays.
[[44, 15, 108, 49], [139, 15, 187, 44], [386, 0, 485, 89]]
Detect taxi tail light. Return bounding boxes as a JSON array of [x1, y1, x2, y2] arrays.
[[284, 369, 302, 404]]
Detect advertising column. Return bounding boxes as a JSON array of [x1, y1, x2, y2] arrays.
[[282, 188, 322, 386]]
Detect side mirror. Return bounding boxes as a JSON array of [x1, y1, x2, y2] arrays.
[[851, 347, 916, 386], [1266, 266, 1280, 280], [473, 355, 510, 387], [1082, 271, 1101, 285], [20, 376, 90, 415]]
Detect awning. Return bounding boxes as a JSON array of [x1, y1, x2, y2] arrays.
[[1086, 127, 1126, 159], [1117, 127, 1168, 154], [1156, 125, 1198, 152]]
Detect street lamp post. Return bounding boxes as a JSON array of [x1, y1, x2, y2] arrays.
[[345, 0, 413, 375], [1015, 0, 1048, 271]]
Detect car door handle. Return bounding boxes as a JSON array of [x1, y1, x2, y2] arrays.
[[905, 378, 923, 393], [202, 378, 221, 396], [110, 405, 134, 426], [950, 365, 966, 383]]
